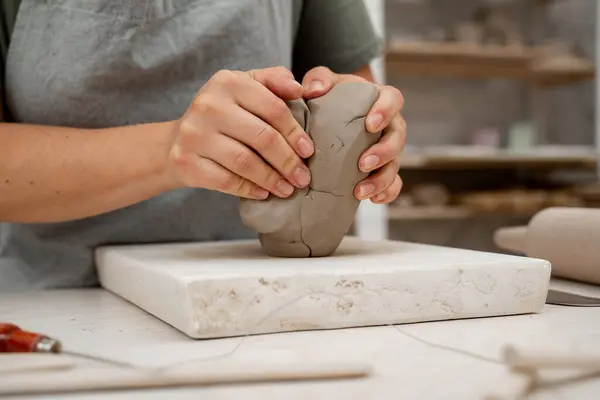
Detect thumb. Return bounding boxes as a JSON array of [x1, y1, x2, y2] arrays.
[[302, 67, 366, 99], [247, 66, 303, 101], [302, 66, 339, 99]]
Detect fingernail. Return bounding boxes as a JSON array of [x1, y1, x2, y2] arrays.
[[367, 113, 383, 131], [361, 155, 379, 171], [359, 183, 375, 199], [253, 187, 269, 199], [308, 80, 325, 93], [373, 192, 387, 202], [293, 167, 311, 187], [297, 137, 314, 158], [276, 180, 294, 197]]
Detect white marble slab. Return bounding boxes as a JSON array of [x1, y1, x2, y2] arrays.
[[95, 237, 551, 339]]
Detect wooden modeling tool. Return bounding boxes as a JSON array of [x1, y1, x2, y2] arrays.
[[0, 360, 372, 395], [494, 207, 600, 286], [503, 345, 600, 372]]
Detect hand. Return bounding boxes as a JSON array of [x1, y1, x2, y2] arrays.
[[167, 67, 315, 200], [302, 67, 406, 204]]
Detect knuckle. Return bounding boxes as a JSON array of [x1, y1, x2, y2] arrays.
[[391, 86, 405, 106], [218, 173, 239, 192], [178, 121, 206, 150], [389, 179, 402, 199], [386, 170, 398, 187], [234, 177, 250, 196], [378, 147, 394, 164], [272, 65, 291, 76], [373, 176, 387, 192], [393, 156, 402, 170], [254, 126, 278, 150], [284, 123, 302, 140], [281, 154, 298, 173], [266, 98, 288, 121], [264, 168, 280, 189], [191, 96, 215, 115], [170, 146, 188, 168], [246, 69, 257, 79], [310, 66, 331, 76], [214, 69, 239, 87], [233, 150, 253, 171], [178, 118, 197, 136], [377, 108, 389, 122]]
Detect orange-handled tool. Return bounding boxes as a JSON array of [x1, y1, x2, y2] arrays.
[[0, 323, 134, 368], [0, 323, 61, 353]]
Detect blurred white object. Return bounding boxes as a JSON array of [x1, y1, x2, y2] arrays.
[[356, 0, 388, 240]]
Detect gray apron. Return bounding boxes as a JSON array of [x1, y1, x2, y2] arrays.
[[2, 0, 299, 289]]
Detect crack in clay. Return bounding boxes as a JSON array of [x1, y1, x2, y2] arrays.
[[309, 188, 344, 198], [299, 191, 311, 256], [300, 188, 344, 255], [345, 115, 363, 128], [334, 134, 346, 154]]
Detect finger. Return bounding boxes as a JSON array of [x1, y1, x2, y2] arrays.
[[247, 66, 303, 101], [222, 76, 313, 186], [198, 133, 296, 199], [175, 113, 296, 198], [208, 106, 310, 190], [211, 71, 310, 160], [359, 115, 406, 173], [354, 157, 400, 200], [301, 66, 341, 99], [174, 150, 269, 200], [365, 85, 405, 133], [371, 174, 403, 204]]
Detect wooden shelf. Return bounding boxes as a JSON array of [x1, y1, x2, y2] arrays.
[[386, 41, 595, 86], [399, 147, 598, 170], [387, 206, 535, 220], [388, 206, 473, 220]]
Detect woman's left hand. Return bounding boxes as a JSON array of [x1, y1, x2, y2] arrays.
[[302, 67, 406, 204]]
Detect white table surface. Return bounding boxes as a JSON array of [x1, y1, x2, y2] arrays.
[[2, 279, 600, 400]]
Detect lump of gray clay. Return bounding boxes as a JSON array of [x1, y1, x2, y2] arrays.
[[239, 81, 382, 257]]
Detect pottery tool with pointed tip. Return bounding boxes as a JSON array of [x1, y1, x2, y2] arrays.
[[0, 323, 136, 368]]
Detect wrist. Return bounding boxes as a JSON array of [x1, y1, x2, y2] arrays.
[[147, 120, 183, 193]]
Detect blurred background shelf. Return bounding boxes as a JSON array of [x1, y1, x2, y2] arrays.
[[386, 41, 595, 86], [388, 185, 586, 219], [377, 0, 597, 253], [387, 205, 537, 220], [400, 146, 599, 169], [388, 206, 472, 220]]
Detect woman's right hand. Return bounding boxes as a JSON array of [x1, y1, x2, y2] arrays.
[[166, 66, 314, 200]]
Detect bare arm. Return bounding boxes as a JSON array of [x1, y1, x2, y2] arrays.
[[0, 116, 178, 223], [0, 66, 315, 224]]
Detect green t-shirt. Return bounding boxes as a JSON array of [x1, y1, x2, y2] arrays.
[[0, 0, 19, 66], [0, 0, 19, 117]]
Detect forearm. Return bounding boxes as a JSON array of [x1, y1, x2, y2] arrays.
[[0, 121, 178, 223]]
